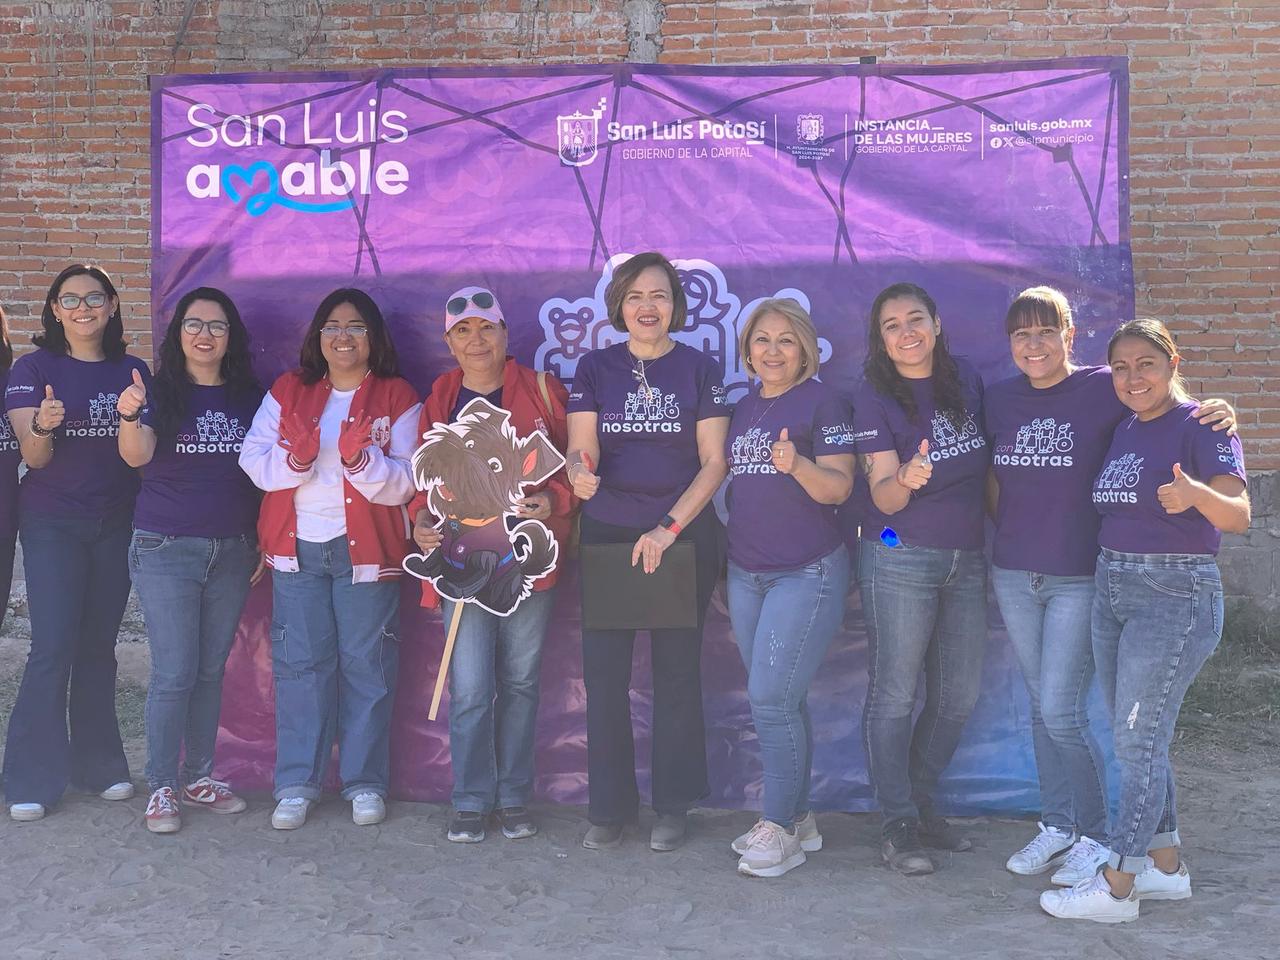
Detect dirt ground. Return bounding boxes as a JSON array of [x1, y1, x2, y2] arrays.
[[0, 603, 1277, 959]]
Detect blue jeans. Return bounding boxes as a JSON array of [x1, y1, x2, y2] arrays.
[[1092, 549, 1222, 873], [3, 510, 133, 806], [442, 588, 555, 813], [728, 545, 850, 829], [131, 530, 258, 792], [858, 538, 987, 826], [270, 537, 400, 800], [993, 565, 1108, 841]]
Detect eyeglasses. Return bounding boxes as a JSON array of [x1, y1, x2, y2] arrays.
[[57, 292, 108, 310], [447, 291, 495, 315], [320, 324, 369, 338], [182, 318, 229, 338]]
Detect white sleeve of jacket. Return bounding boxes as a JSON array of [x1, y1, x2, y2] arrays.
[[345, 402, 421, 506], [238, 391, 315, 492]]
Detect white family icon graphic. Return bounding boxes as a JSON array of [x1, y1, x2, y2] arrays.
[[195, 410, 245, 443], [1014, 417, 1074, 455], [1093, 453, 1143, 504], [928, 411, 985, 460], [729, 427, 775, 475]]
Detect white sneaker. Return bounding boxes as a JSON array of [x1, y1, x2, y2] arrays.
[[271, 797, 312, 830], [1006, 822, 1075, 875], [9, 802, 46, 822], [1133, 859, 1192, 901], [737, 820, 807, 878], [351, 792, 385, 826], [731, 810, 823, 855], [100, 781, 135, 801], [1040, 871, 1138, 923], [1051, 836, 1110, 886]]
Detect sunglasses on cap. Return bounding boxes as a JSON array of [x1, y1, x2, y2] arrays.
[[447, 291, 495, 316]]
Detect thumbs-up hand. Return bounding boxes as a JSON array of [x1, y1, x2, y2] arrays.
[[36, 383, 65, 432], [771, 426, 799, 475], [1157, 462, 1200, 515], [897, 438, 934, 491], [116, 367, 147, 420], [569, 450, 600, 501]]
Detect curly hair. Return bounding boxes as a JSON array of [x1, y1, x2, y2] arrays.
[[34, 264, 128, 360], [864, 282, 967, 426], [151, 287, 262, 438]]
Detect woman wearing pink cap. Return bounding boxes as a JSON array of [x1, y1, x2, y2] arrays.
[[410, 286, 574, 844]]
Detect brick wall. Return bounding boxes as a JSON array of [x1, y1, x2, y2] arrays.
[[0, 0, 1276, 599]]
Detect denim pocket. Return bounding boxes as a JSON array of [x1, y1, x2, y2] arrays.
[[1139, 567, 1195, 599], [132, 533, 170, 553]]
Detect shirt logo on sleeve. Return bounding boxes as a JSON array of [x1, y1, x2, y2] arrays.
[[822, 422, 856, 446], [993, 417, 1075, 468], [1217, 443, 1243, 472], [928, 411, 986, 460], [1093, 453, 1143, 504], [5, 384, 33, 397]]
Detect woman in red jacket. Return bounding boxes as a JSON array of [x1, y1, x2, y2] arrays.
[[240, 288, 420, 831], [411, 286, 573, 844]]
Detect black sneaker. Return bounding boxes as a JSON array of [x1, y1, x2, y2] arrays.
[[918, 809, 972, 852], [881, 817, 935, 875], [447, 809, 486, 843], [496, 806, 537, 840]]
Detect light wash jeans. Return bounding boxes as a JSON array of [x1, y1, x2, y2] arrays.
[[441, 589, 555, 813], [1092, 548, 1222, 873], [728, 545, 850, 829], [131, 529, 258, 792], [858, 538, 987, 827], [270, 537, 400, 801], [992, 565, 1109, 841]]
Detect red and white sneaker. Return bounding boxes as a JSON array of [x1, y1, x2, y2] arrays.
[[183, 777, 248, 815], [145, 787, 182, 834]]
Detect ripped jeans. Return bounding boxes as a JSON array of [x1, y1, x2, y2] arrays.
[[1091, 548, 1222, 873], [727, 545, 850, 828]]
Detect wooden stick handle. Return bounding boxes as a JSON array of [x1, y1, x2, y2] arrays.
[[429, 601, 465, 721]]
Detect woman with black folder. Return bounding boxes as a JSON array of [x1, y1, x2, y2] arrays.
[[565, 251, 729, 853]]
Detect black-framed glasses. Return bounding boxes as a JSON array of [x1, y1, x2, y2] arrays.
[[447, 291, 495, 315], [182, 318, 230, 338], [56, 292, 108, 310], [320, 324, 369, 338]]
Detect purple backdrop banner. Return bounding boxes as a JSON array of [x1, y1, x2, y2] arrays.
[[151, 60, 1132, 812]]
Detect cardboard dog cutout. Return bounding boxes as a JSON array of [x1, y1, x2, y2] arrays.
[[402, 396, 566, 718]]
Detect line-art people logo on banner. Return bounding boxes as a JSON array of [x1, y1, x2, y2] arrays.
[[557, 97, 608, 167], [535, 254, 832, 406]]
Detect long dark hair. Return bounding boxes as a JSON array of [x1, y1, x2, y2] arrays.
[[0, 304, 12, 370], [864, 282, 967, 426], [34, 264, 128, 360], [151, 287, 261, 438], [298, 288, 400, 385]]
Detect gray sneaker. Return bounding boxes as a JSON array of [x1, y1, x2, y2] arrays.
[[732, 810, 823, 855], [882, 817, 935, 876], [650, 813, 687, 852], [582, 823, 623, 850]]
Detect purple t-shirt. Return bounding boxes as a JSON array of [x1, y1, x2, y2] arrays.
[[0, 369, 20, 540], [568, 342, 727, 529], [852, 358, 988, 551], [726, 379, 855, 572], [987, 366, 1128, 576], [134, 383, 263, 538], [5, 349, 148, 518], [1093, 401, 1246, 557]]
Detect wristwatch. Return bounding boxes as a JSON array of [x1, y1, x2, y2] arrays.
[[659, 514, 683, 535]]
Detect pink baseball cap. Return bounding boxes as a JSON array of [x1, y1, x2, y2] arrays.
[[444, 285, 505, 332]]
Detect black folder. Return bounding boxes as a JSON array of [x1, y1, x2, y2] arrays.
[[579, 541, 699, 631]]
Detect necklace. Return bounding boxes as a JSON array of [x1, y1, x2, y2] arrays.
[[629, 341, 675, 401]]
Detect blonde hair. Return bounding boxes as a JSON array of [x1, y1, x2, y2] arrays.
[[738, 298, 821, 385], [1107, 318, 1190, 403]]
